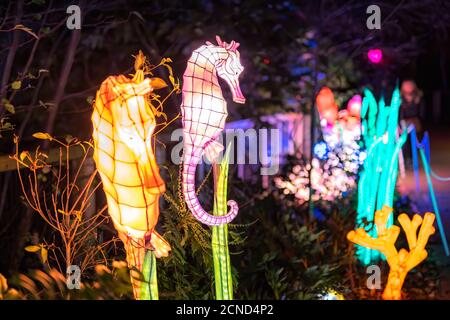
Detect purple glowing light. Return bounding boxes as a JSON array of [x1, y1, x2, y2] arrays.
[[367, 49, 382, 64]]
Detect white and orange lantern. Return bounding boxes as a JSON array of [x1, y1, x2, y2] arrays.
[[91, 56, 170, 298]]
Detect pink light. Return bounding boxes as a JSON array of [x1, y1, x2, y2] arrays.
[[368, 49, 382, 64], [347, 94, 362, 118]]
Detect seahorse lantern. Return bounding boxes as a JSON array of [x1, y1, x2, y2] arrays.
[[180, 35, 245, 226], [92, 62, 170, 298]]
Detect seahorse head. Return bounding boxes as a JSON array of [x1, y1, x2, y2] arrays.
[[210, 35, 246, 104], [108, 76, 154, 157]]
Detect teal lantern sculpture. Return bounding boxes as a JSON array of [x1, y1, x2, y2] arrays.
[[355, 86, 407, 265]]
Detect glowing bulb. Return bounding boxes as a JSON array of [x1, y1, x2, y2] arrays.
[[313, 141, 329, 160], [319, 289, 345, 300], [368, 49, 382, 64]]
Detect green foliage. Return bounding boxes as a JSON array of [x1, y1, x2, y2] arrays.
[[0, 261, 134, 300], [236, 190, 350, 299], [154, 165, 243, 299]]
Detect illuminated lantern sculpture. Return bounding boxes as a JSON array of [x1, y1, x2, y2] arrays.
[[355, 87, 407, 265], [92, 52, 170, 299], [344, 95, 362, 131], [347, 206, 435, 300], [180, 35, 245, 226], [316, 87, 334, 113], [347, 94, 362, 118], [316, 86, 338, 126]]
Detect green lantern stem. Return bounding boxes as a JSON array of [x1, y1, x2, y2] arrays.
[[212, 147, 233, 300], [139, 250, 159, 300]]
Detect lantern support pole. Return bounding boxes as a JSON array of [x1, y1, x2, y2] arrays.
[[211, 147, 233, 300], [139, 250, 159, 300]]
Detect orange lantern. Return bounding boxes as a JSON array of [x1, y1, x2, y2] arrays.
[[91, 53, 170, 298], [316, 87, 335, 113], [316, 86, 338, 126], [347, 206, 435, 300]]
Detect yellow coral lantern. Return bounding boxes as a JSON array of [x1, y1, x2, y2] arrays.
[[91, 52, 170, 299], [347, 206, 435, 300]]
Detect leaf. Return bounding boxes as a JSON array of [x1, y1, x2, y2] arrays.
[[32, 132, 53, 140], [134, 50, 146, 71], [74, 210, 82, 222], [38, 152, 48, 159], [11, 81, 21, 90], [150, 77, 168, 90], [86, 96, 94, 104], [2, 99, 15, 114], [27, 69, 48, 79], [12, 24, 39, 39], [130, 11, 145, 22], [65, 134, 74, 144], [160, 58, 178, 87], [169, 75, 176, 87], [83, 141, 94, 149], [57, 209, 69, 216], [20, 151, 28, 161], [5, 103, 15, 114], [1, 121, 12, 129], [95, 264, 111, 275], [0, 273, 8, 292], [40, 248, 48, 264], [25, 245, 41, 253], [79, 143, 86, 154], [112, 261, 127, 269], [38, 101, 54, 110]]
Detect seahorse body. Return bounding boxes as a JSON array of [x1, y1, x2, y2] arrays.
[[180, 38, 245, 226]]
